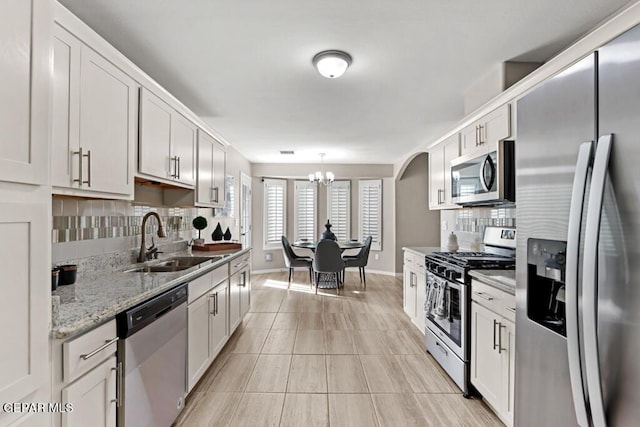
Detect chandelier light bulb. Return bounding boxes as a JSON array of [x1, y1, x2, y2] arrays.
[[309, 153, 334, 186]]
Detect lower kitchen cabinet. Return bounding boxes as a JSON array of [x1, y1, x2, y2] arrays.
[[470, 279, 516, 427], [403, 249, 426, 333], [61, 356, 117, 427], [229, 252, 251, 332]]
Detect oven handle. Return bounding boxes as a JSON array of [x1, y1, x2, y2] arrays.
[[566, 141, 593, 427]]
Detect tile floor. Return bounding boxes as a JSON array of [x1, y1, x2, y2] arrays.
[[175, 271, 503, 426]]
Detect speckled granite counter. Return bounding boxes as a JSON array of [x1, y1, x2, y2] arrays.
[[402, 246, 442, 257], [51, 248, 250, 339], [469, 269, 516, 295]]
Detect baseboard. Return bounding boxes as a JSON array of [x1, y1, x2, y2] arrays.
[[251, 268, 287, 275], [251, 268, 398, 277]]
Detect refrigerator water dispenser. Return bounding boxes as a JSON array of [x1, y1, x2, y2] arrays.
[[527, 239, 567, 336]]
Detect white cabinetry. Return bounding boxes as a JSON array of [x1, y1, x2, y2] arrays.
[[139, 88, 196, 187], [402, 250, 426, 333], [197, 130, 227, 208], [429, 133, 460, 210], [460, 104, 511, 157], [0, 203, 49, 426], [470, 279, 516, 427], [53, 320, 119, 427], [62, 357, 116, 427], [229, 252, 251, 332], [187, 265, 230, 391], [51, 25, 137, 199], [0, 0, 49, 185]]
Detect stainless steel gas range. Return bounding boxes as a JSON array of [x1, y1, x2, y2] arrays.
[[424, 227, 515, 397]]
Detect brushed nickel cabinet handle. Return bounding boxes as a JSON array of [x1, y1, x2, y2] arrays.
[[177, 156, 181, 180], [478, 124, 485, 145], [493, 319, 499, 351], [473, 291, 494, 301], [84, 149, 92, 187], [498, 322, 506, 354], [80, 337, 118, 360], [111, 361, 123, 407]]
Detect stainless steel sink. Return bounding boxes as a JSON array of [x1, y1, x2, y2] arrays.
[[125, 256, 222, 273]]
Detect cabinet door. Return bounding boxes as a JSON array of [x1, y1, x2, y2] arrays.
[[443, 135, 460, 206], [415, 269, 426, 333], [196, 131, 215, 205], [187, 293, 211, 392], [51, 26, 81, 189], [212, 139, 227, 207], [0, 203, 48, 407], [210, 281, 229, 358], [139, 89, 172, 180], [171, 113, 196, 186], [239, 268, 251, 318], [470, 302, 502, 409], [480, 104, 511, 154], [0, 0, 48, 185], [460, 122, 479, 157], [79, 47, 136, 196], [428, 145, 444, 210], [229, 274, 241, 332], [502, 319, 516, 427], [403, 266, 416, 318], [62, 356, 116, 427]]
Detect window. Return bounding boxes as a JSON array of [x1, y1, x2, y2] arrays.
[[294, 180, 317, 241], [359, 179, 382, 251], [327, 180, 351, 241], [263, 178, 286, 250]]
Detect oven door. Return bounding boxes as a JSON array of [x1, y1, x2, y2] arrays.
[[425, 272, 467, 360], [450, 140, 514, 205]]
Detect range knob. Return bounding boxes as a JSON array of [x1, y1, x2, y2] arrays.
[[447, 270, 461, 281], [437, 265, 447, 275]]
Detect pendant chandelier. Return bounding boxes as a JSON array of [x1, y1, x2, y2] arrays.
[[308, 153, 334, 186]]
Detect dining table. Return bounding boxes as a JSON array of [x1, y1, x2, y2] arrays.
[[291, 240, 364, 252]]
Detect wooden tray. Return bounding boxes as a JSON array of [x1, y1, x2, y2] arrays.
[[193, 242, 242, 252]]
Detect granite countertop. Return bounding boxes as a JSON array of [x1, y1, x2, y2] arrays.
[[51, 248, 251, 340], [469, 269, 516, 295], [402, 246, 442, 256]]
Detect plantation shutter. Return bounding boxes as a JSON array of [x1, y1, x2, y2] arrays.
[[263, 178, 286, 249], [326, 180, 351, 241], [359, 179, 382, 251], [294, 181, 317, 241]]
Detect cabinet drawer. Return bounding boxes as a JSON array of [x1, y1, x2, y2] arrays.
[[63, 320, 117, 383], [188, 265, 228, 303], [404, 252, 414, 267], [502, 293, 516, 323], [230, 252, 250, 276], [471, 280, 503, 314]]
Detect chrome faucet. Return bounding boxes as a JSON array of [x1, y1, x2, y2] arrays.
[[138, 212, 167, 262]]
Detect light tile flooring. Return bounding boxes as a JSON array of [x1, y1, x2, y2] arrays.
[[175, 271, 502, 427]]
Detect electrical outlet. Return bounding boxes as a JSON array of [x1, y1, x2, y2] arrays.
[[265, 253, 272, 262], [374, 253, 379, 260]]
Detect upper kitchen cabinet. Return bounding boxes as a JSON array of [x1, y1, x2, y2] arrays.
[[460, 104, 511, 157], [429, 133, 460, 210], [51, 25, 138, 199], [197, 130, 227, 208], [139, 88, 196, 187], [0, 0, 50, 186]]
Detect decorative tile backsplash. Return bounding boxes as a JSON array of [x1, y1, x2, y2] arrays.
[[52, 200, 194, 243], [441, 207, 516, 251]]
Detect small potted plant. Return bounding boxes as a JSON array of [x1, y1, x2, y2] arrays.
[[192, 216, 208, 246]]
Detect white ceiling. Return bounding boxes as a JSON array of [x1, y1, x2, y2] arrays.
[[60, 0, 632, 164]]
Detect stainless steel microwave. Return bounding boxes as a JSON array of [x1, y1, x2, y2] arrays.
[[450, 140, 515, 205]]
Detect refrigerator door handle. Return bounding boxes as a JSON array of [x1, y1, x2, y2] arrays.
[[583, 134, 613, 427], [566, 141, 594, 427]]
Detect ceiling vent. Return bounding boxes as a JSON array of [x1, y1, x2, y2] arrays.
[[280, 150, 295, 155]]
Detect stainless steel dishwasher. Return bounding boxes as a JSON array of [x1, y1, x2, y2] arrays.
[[116, 283, 188, 427]]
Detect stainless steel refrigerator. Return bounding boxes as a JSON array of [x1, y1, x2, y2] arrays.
[[515, 23, 640, 427]]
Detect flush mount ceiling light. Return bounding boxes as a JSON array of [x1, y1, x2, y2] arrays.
[[312, 50, 352, 79], [309, 153, 334, 186]]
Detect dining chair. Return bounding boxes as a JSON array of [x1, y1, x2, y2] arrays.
[[281, 236, 313, 287], [343, 236, 373, 289], [312, 239, 344, 295]]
